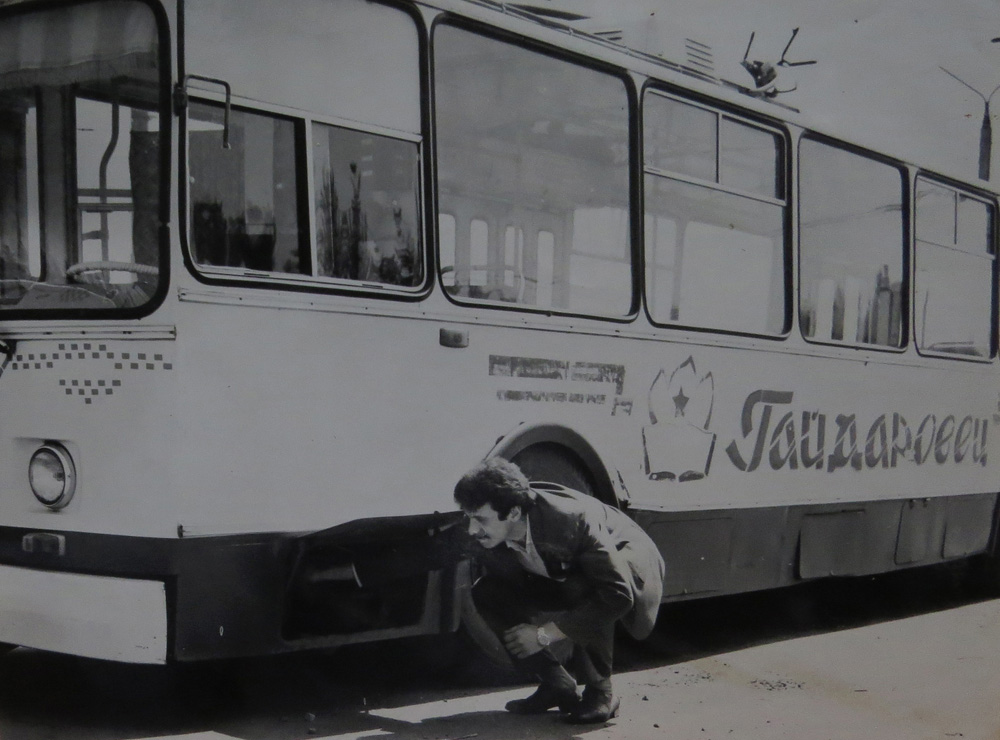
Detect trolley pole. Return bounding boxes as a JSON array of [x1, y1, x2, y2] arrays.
[[939, 66, 1000, 181]]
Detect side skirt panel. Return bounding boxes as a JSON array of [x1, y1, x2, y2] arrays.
[[631, 492, 998, 601]]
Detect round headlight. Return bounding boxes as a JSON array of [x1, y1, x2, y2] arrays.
[[29, 443, 76, 509]]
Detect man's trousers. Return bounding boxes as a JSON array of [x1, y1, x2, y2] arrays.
[[471, 569, 615, 688]]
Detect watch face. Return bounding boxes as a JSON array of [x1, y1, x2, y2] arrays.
[[537, 627, 551, 646]]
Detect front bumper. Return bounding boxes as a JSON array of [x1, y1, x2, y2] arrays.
[[0, 563, 167, 663], [0, 514, 461, 663]]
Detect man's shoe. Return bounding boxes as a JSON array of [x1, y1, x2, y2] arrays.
[[563, 688, 620, 724], [505, 683, 580, 714]]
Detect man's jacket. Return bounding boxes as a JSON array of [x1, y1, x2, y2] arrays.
[[468, 482, 665, 643]]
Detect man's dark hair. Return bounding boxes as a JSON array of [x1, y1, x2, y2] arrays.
[[454, 457, 535, 519]]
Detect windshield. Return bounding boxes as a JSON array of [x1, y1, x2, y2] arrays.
[[0, 0, 164, 313]]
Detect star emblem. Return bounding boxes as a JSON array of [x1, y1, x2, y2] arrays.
[[673, 387, 689, 417]]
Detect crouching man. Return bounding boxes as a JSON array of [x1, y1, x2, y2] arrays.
[[453, 458, 665, 724]]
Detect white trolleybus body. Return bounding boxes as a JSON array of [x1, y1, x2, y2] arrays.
[[0, 0, 996, 663]]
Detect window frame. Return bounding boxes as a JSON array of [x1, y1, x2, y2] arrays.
[[640, 86, 791, 338], [912, 172, 997, 362], [796, 133, 909, 353], [430, 13, 641, 322], [178, 0, 431, 302], [181, 92, 429, 298]]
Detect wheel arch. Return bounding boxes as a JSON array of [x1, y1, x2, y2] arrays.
[[486, 422, 621, 508]]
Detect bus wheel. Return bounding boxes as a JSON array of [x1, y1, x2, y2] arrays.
[[509, 443, 597, 498]]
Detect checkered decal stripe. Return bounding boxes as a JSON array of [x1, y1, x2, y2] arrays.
[[9, 342, 173, 405]]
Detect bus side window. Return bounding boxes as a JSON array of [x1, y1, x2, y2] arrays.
[[312, 122, 421, 287], [643, 93, 787, 336], [184, 0, 423, 293], [189, 102, 309, 276], [434, 24, 633, 317], [913, 179, 995, 359], [799, 139, 905, 348]]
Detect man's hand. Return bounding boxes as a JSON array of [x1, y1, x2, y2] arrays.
[[503, 621, 566, 659], [503, 623, 544, 659]]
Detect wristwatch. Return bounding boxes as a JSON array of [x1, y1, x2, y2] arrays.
[[536, 625, 553, 647]]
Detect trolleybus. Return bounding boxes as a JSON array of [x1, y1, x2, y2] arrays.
[[0, 0, 997, 663]]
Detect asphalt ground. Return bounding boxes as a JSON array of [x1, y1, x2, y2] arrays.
[[1, 561, 998, 740]]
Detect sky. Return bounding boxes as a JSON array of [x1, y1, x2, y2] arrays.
[[530, 0, 1000, 185]]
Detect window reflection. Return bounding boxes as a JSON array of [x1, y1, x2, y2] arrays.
[[0, 0, 162, 312], [799, 140, 904, 347], [957, 193, 991, 250], [434, 25, 632, 316], [643, 92, 786, 335], [189, 103, 308, 275], [645, 177, 784, 332], [643, 95, 717, 182], [189, 106, 422, 289], [720, 119, 782, 198], [914, 178, 994, 358], [313, 123, 421, 287]]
